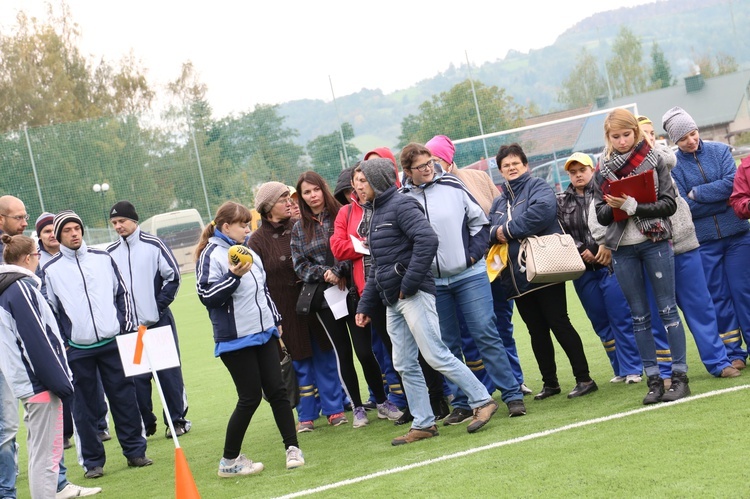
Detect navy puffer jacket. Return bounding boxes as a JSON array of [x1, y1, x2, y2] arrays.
[[357, 186, 439, 314], [489, 172, 560, 299]]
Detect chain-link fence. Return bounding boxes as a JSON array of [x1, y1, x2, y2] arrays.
[[0, 112, 312, 245], [1, 104, 637, 247]]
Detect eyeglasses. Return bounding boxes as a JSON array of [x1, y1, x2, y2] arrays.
[[410, 159, 436, 173], [1, 214, 29, 221], [29, 252, 41, 258]]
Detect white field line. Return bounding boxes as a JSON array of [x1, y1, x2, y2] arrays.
[[273, 384, 750, 499]]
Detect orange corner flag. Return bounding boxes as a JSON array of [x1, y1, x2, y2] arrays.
[[175, 448, 201, 498], [133, 325, 147, 365]]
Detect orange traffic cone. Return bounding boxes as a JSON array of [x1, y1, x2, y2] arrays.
[[175, 447, 200, 499]]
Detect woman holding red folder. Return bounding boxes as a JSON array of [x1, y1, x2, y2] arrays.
[[593, 108, 690, 405]]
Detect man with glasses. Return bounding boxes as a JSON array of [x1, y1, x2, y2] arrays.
[[399, 143, 526, 423], [106, 201, 190, 440]]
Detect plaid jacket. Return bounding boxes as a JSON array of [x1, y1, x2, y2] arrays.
[[290, 209, 350, 284]]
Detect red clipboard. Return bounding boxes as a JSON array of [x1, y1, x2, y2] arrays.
[[609, 170, 656, 221]]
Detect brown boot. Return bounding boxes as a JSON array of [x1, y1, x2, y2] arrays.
[[391, 425, 438, 446], [467, 399, 499, 433]]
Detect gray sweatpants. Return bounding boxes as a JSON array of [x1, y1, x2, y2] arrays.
[[23, 391, 63, 499]]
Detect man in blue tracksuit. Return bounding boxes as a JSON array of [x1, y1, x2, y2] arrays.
[[399, 143, 525, 423], [44, 210, 151, 479], [107, 201, 190, 439]]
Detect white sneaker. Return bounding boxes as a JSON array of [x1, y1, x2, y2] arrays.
[[626, 374, 643, 384], [376, 400, 403, 421], [56, 482, 102, 498], [286, 445, 305, 469], [217, 454, 264, 477], [610, 375, 626, 383], [520, 383, 533, 395], [352, 406, 369, 428]]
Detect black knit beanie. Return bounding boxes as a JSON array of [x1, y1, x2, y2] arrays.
[[109, 201, 139, 222]]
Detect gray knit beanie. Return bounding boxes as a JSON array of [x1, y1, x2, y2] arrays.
[[662, 106, 698, 144], [254, 181, 289, 216], [360, 158, 397, 196]]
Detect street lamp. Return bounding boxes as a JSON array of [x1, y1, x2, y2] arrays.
[[93, 183, 112, 242]]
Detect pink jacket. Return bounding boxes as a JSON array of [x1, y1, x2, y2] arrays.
[[730, 156, 750, 219]]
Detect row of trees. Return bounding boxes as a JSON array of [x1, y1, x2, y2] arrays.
[[2, 6, 743, 225], [0, 4, 362, 221], [558, 26, 738, 108]]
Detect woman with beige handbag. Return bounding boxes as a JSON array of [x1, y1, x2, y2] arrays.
[[489, 143, 597, 401]]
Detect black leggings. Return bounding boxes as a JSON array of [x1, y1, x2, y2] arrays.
[[515, 283, 591, 387], [220, 338, 297, 459], [316, 305, 387, 408]]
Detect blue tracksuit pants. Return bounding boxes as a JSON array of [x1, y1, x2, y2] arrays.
[[573, 268, 642, 377], [649, 248, 734, 376]]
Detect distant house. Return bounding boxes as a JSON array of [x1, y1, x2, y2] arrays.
[[461, 70, 750, 190], [582, 69, 750, 147]]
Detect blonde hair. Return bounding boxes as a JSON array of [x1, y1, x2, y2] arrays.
[[603, 108, 643, 159]]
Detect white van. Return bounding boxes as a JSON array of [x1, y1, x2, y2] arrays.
[[140, 209, 205, 274]]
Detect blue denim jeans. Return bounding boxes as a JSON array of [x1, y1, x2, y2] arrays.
[[490, 279, 524, 385], [386, 290, 492, 430], [612, 240, 687, 377], [435, 263, 522, 406], [0, 370, 18, 499]]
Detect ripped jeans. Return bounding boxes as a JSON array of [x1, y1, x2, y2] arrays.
[[612, 240, 687, 377]]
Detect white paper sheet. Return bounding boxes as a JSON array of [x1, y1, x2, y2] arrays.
[[350, 235, 370, 255], [323, 285, 350, 320], [116, 325, 181, 377]]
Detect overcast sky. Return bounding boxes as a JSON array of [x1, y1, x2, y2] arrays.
[[1, 0, 656, 118]]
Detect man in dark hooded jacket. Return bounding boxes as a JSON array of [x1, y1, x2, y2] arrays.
[[354, 159, 499, 446]]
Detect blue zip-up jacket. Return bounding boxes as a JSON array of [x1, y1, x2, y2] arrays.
[[672, 139, 750, 242], [43, 240, 134, 346], [489, 171, 560, 299], [400, 166, 489, 279], [357, 186, 439, 314], [0, 264, 73, 402], [107, 226, 181, 327], [196, 235, 281, 344]]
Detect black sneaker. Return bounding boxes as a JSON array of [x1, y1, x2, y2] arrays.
[[642, 375, 664, 405], [166, 420, 192, 439], [394, 408, 413, 426], [97, 431, 111, 442], [507, 399, 527, 417], [84, 466, 104, 479], [362, 400, 377, 411], [127, 456, 153, 468], [442, 407, 473, 426], [431, 397, 450, 421], [661, 372, 690, 402], [63, 437, 72, 449]]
